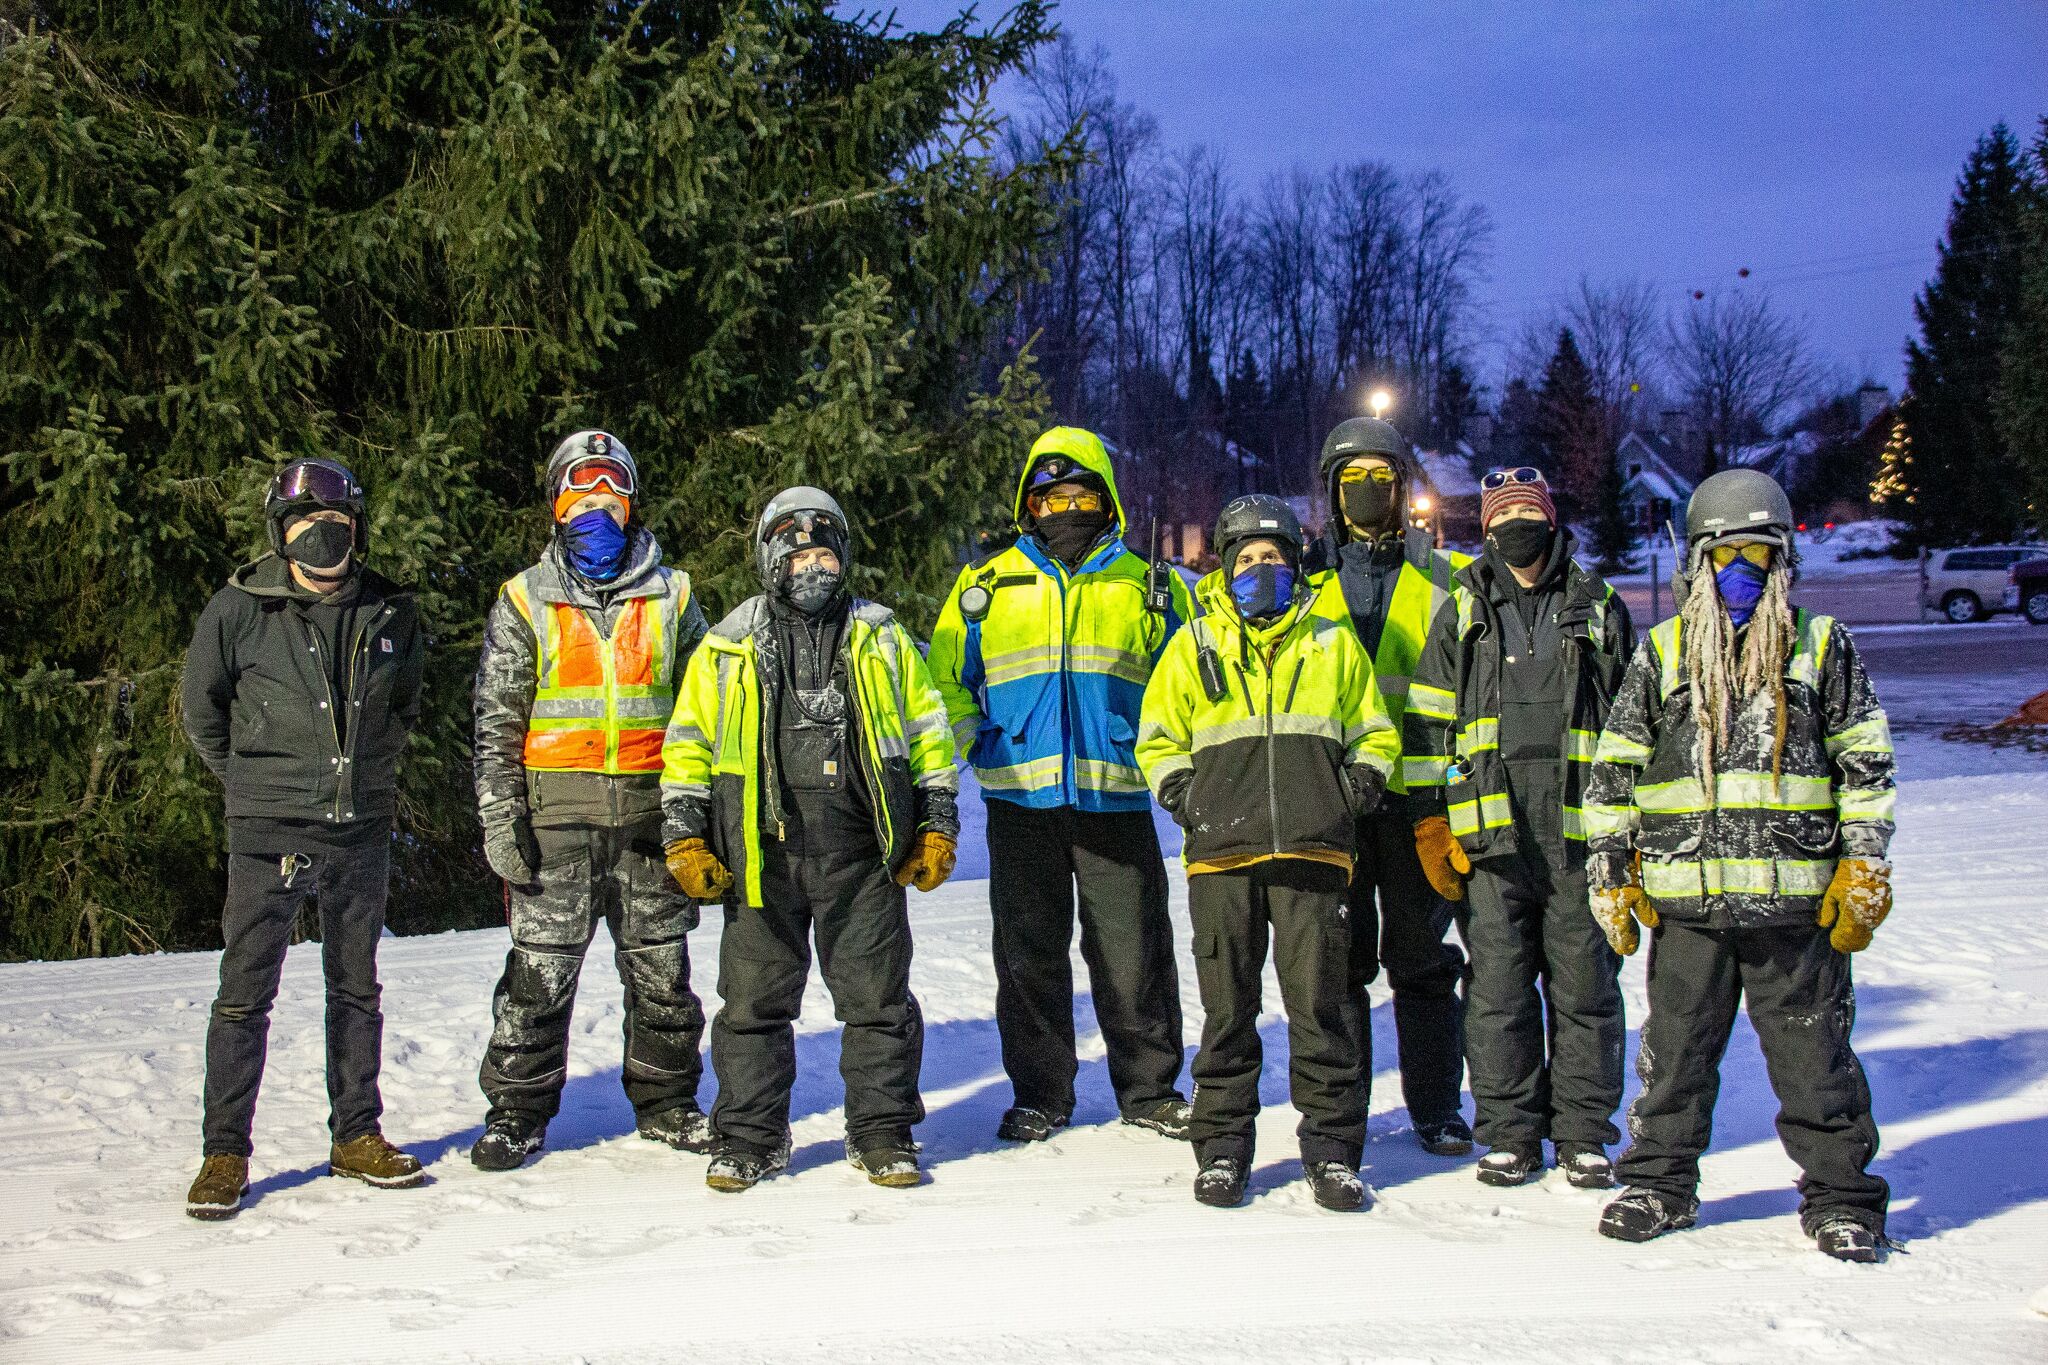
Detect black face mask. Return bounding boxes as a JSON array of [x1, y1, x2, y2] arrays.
[[781, 565, 842, 616], [1340, 480, 1398, 533], [1035, 508, 1111, 565], [282, 519, 355, 574], [1487, 519, 1554, 571]]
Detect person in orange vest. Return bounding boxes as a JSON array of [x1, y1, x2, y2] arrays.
[[469, 431, 711, 1171]]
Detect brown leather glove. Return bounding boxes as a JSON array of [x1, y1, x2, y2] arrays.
[[1816, 857, 1891, 953], [1590, 883, 1659, 956], [664, 837, 733, 901], [894, 831, 958, 893], [1412, 814, 1472, 902]]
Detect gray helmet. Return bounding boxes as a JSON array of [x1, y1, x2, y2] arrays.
[[753, 486, 851, 592], [1685, 468, 1794, 549], [1214, 495, 1305, 577], [544, 429, 638, 502]]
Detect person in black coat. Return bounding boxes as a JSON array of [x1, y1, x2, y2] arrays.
[[178, 458, 426, 1219]]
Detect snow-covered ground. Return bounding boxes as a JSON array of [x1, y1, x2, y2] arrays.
[[1603, 521, 1913, 584], [6, 733, 2048, 1362]]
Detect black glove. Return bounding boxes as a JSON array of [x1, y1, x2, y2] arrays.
[[1157, 769, 1194, 828], [1346, 763, 1387, 817], [483, 815, 540, 888]]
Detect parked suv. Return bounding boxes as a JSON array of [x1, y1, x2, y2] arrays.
[[2004, 556, 2048, 625], [1923, 545, 2043, 622]]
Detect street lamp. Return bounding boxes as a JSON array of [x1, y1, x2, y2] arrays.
[[1368, 389, 1392, 419]]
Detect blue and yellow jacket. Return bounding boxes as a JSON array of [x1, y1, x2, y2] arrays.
[[928, 427, 1193, 813]]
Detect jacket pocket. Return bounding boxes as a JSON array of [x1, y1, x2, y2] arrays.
[[1636, 818, 1705, 904]]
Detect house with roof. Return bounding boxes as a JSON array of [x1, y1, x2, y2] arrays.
[[1614, 431, 1696, 533], [1412, 443, 1486, 546]]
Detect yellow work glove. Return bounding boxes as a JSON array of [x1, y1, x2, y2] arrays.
[[894, 831, 958, 893], [1412, 815, 1472, 902], [664, 838, 733, 901], [1590, 883, 1659, 957], [1816, 857, 1891, 953]]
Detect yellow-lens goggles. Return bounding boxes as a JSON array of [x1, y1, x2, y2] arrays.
[[1709, 542, 1773, 570], [1339, 464, 1397, 485], [1035, 491, 1104, 514]]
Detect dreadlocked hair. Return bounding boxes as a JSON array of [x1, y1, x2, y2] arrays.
[[1682, 544, 1797, 798]]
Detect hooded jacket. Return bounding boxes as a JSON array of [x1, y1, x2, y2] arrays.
[[1137, 572, 1398, 873], [928, 427, 1193, 813], [181, 554, 423, 829]]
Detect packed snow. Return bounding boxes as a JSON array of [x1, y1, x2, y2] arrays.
[[4, 727, 2047, 1362]]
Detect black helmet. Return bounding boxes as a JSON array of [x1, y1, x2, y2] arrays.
[[264, 457, 366, 557], [1685, 469, 1794, 550], [1213, 495, 1305, 577], [753, 486, 851, 593], [1317, 416, 1416, 534]]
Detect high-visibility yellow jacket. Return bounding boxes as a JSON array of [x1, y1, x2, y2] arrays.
[[1137, 572, 1399, 874], [1583, 609, 1896, 929], [1306, 528, 1470, 795], [928, 427, 1192, 813], [659, 596, 957, 908]]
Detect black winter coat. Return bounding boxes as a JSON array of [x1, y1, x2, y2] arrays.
[[182, 555, 424, 827]]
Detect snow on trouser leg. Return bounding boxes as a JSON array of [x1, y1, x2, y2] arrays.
[[479, 846, 599, 1126], [610, 837, 705, 1119], [1616, 922, 1743, 1200]]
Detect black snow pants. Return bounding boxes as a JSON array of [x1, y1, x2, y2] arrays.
[[986, 799, 1184, 1121], [203, 840, 390, 1157], [1618, 921, 1889, 1233], [1188, 859, 1364, 1169], [479, 818, 704, 1127], [1460, 843, 1624, 1151], [709, 842, 924, 1155], [1344, 798, 1467, 1128]]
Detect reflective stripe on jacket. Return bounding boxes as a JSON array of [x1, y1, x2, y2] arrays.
[[1404, 549, 1634, 855], [503, 564, 691, 774], [1582, 609, 1897, 929], [1137, 572, 1398, 871], [928, 427, 1191, 812], [1306, 531, 1470, 794], [660, 597, 958, 908]]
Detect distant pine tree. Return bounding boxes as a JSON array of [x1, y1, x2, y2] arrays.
[[1897, 124, 2037, 547], [0, 3, 1071, 959], [1537, 329, 1603, 523], [1995, 119, 2048, 529]]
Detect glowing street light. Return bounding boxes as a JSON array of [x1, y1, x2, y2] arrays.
[[1368, 389, 1392, 419]]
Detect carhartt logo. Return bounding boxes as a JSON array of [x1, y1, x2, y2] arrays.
[[380, 638, 393, 653]]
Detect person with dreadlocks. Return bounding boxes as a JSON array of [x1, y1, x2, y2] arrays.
[[1582, 469, 1897, 1263]]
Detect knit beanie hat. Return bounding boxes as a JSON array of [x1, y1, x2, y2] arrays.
[[1480, 469, 1557, 526]]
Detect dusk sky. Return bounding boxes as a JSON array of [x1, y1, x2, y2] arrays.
[[885, 1, 2048, 398]]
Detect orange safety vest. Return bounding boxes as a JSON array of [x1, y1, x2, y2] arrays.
[[503, 567, 690, 774]]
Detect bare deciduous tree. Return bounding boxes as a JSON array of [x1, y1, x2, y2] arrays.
[[1666, 289, 1820, 475]]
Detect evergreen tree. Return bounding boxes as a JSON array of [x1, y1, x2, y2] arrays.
[[1898, 123, 2036, 546], [1996, 118, 2048, 526], [0, 3, 1071, 960], [1491, 377, 1544, 469], [1428, 363, 1475, 449], [1536, 328, 1603, 522]]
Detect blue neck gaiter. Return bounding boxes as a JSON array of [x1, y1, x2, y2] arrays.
[[1231, 564, 1295, 622], [563, 510, 629, 582], [1714, 558, 1769, 627]]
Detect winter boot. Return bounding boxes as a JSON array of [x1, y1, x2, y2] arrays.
[[1303, 1161, 1367, 1212], [705, 1139, 791, 1193], [1193, 1156, 1249, 1208], [1416, 1116, 1474, 1157], [330, 1133, 425, 1189], [471, 1116, 546, 1172], [1812, 1215, 1884, 1264], [186, 1154, 249, 1221], [1598, 1187, 1700, 1243], [995, 1106, 1070, 1143], [1476, 1144, 1544, 1188], [847, 1138, 922, 1189], [637, 1105, 715, 1154], [1121, 1097, 1194, 1140], [1556, 1143, 1614, 1190]]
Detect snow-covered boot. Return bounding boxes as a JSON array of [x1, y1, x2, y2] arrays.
[[186, 1154, 249, 1220], [1556, 1143, 1615, 1190], [1193, 1156, 1249, 1208], [471, 1116, 546, 1172], [1303, 1161, 1367, 1212], [1476, 1144, 1543, 1187], [995, 1106, 1069, 1143], [1416, 1117, 1474, 1156], [1812, 1215, 1884, 1264], [1598, 1186, 1699, 1242], [847, 1138, 922, 1189], [1121, 1097, 1193, 1140], [331, 1133, 425, 1188], [637, 1105, 715, 1154], [705, 1139, 791, 1193]]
